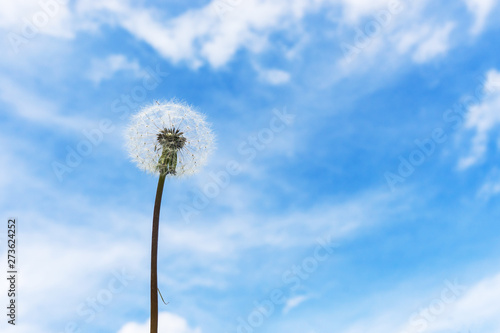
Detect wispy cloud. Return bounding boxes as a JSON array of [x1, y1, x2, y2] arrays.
[[118, 312, 201, 333], [328, 273, 498, 333], [256, 67, 291, 85], [400, 272, 500, 333], [411, 22, 455, 63], [87, 54, 142, 84], [464, 0, 498, 35], [458, 69, 500, 169], [283, 295, 310, 314], [0, 77, 95, 130], [477, 168, 500, 199], [0, 0, 73, 38], [103, 0, 322, 68]]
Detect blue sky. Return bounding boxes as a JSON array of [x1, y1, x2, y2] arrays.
[[1, 0, 500, 332]]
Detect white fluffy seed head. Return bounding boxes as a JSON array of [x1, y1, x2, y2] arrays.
[[125, 100, 215, 177]]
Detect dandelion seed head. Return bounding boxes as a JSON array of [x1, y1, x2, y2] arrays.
[[125, 100, 215, 177]]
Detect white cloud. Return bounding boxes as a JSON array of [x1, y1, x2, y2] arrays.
[[257, 67, 291, 85], [334, 271, 500, 333], [170, 188, 406, 259], [396, 25, 432, 55], [87, 54, 142, 84], [458, 69, 500, 169], [0, 136, 148, 330], [463, 0, 497, 35], [335, 2, 458, 81], [107, 0, 321, 68], [0, 0, 74, 38], [91, 0, 410, 69], [0, 209, 146, 331], [283, 295, 310, 314], [0, 1, 41, 28], [117, 312, 201, 333], [16, 223, 143, 323], [339, 0, 402, 23], [1, 0, 494, 74], [477, 168, 500, 200], [0, 77, 95, 130], [413, 272, 500, 332], [411, 22, 455, 63]]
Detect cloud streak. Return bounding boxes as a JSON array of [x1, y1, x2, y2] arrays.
[[458, 69, 500, 169]]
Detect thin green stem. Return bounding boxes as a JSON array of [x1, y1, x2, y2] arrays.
[[151, 173, 166, 333]]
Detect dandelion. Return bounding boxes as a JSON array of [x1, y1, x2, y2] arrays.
[[126, 100, 214, 177], [125, 100, 214, 333]]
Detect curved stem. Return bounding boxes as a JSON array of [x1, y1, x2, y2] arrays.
[[151, 174, 166, 333]]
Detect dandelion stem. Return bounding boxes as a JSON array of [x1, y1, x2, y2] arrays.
[[151, 173, 166, 333]]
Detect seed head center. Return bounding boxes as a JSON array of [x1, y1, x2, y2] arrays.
[[157, 127, 187, 151]]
